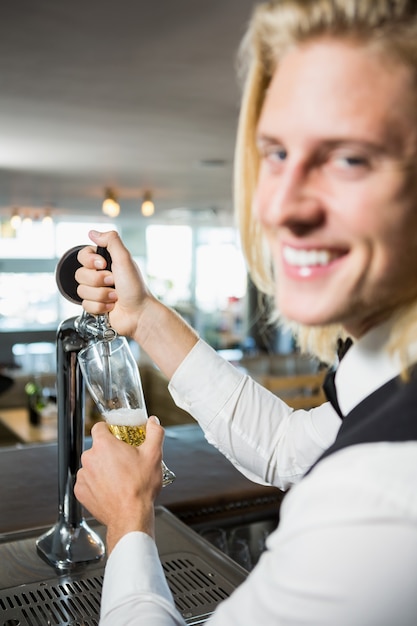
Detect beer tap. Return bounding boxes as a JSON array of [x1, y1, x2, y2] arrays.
[[36, 246, 111, 572]]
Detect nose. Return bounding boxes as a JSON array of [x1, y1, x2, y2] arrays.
[[255, 161, 325, 231]]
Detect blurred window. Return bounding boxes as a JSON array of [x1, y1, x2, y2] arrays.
[[195, 227, 246, 312], [145, 225, 192, 306], [0, 219, 248, 351], [0, 220, 116, 330]]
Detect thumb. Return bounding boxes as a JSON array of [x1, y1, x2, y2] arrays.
[[88, 230, 123, 262], [145, 415, 164, 447]]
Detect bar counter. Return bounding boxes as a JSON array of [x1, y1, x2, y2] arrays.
[[0, 423, 284, 537]]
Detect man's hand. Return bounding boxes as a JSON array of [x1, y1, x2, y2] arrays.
[[75, 416, 164, 553]]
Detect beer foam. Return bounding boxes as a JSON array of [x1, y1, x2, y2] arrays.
[[103, 407, 148, 426]]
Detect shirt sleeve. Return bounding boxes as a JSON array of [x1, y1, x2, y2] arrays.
[[169, 339, 341, 490], [100, 531, 186, 625]]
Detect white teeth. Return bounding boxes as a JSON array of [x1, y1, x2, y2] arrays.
[[283, 246, 333, 267]]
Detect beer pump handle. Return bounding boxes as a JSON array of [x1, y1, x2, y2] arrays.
[[56, 245, 113, 305], [56, 245, 84, 305]]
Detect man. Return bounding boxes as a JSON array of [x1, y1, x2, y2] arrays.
[[75, 1, 417, 623]]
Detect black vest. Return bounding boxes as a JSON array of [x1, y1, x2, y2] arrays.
[[310, 368, 417, 473]]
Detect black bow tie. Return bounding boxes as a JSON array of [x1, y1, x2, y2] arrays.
[[323, 369, 343, 418], [322, 337, 353, 418], [337, 337, 353, 361]]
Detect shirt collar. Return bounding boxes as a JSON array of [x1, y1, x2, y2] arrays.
[[335, 319, 402, 416]]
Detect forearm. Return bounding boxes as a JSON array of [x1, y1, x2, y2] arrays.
[[133, 295, 199, 380]]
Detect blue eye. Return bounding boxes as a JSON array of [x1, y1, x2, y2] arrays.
[[335, 154, 368, 168], [262, 146, 287, 164], [273, 148, 287, 162]]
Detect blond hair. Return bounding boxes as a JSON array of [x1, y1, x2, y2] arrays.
[[234, 0, 417, 366]]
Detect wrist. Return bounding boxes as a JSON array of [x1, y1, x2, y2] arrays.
[[106, 505, 155, 554]]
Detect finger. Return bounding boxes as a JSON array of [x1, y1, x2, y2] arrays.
[[142, 416, 164, 457], [74, 467, 91, 505], [83, 422, 112, 457], [77, 244, 102, 269], [75, 263, 113, 288], [91, 420, 113, 440], [77, 299, 115, 317], [73, 476, 83, 502], [77, 231, 120, 273], [147, 415, 164, 440], [76, 283, 117, 305], [89, 231, 140, 281]]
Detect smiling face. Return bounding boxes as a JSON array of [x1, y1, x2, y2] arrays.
[[254, 39, 417, 339]]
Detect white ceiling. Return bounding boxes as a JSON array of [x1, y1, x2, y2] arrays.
[[0, 0, 256, 224]]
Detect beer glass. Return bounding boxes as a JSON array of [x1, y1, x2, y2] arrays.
[[78, 335, 176, 486]]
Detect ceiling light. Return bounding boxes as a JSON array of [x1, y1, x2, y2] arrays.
[[42, 211, 53, 225], [141, 191, 155, 217], [22, 215, 33, 227], [10, 209, 21, 229], [102, 188, 120, 217]]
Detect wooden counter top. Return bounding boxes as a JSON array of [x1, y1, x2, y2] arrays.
[[0, 407, 57, 444], [0, 423, 283, 537]]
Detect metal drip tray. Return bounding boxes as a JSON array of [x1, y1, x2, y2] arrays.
[[0, 507, 247, 625], [162, 552, 237, 623], [0, 554, 230, 625], [0, 574, 103, 625]]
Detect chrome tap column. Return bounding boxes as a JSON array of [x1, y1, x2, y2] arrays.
[[36, 246, 106, 572]]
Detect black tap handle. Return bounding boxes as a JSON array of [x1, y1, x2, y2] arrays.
[[56, 245, 84, 304], [56, 245, 113, 305]]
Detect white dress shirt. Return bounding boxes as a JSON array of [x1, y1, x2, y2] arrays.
[[100, 322, 417, 625]]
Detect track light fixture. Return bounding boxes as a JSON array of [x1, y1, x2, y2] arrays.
[[8, 207, 54, 230], [141, 191, 155, 217], [102, 188, 120, 217], [10, 209, 22, 229]]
